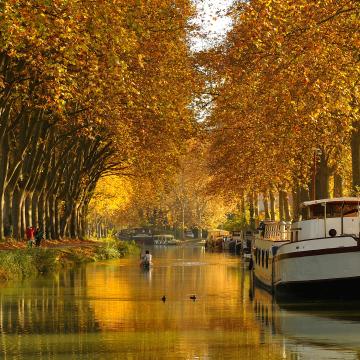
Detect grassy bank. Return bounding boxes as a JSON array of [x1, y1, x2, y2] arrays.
[[0, 240, 140, 281]]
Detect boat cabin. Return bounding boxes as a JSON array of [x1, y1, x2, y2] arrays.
[[207, 229, 230, 241], [153, 234, 175, 245], [293, 197, 360, 241]]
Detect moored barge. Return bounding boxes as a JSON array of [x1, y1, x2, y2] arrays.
[[253, 197, 360, 299]]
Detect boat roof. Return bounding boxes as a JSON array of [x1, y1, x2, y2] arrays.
[[301, 197, 360, 207]]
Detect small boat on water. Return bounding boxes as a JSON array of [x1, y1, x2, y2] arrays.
[[153, 234, 180, 245], [140, 250, 153, 269], [253, 197, 360, 299], [141, 261, 152, 270]]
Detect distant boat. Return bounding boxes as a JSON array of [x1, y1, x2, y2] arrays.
[[253, 197, 360, 299], [131, 233, 153, 244], [205, 229, 230, 250], [153, 234, 180, 245]]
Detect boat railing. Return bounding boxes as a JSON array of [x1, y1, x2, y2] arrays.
[[264, 222, 291, 241]]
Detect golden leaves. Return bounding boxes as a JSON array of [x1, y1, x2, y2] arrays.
[[203, 0, 359, 196]]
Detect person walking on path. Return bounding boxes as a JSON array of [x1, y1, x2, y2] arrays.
[[35, 228, 44, 247]]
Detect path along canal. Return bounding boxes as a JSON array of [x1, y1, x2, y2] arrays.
[[0, 245, 360, 359]]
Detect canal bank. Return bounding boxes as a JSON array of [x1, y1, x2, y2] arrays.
[[0, 239, 140, 281]]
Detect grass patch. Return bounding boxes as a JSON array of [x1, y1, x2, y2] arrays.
[[94, 240, 140, 260], [0, 248, 58, 281], [0, 239, 140, 281]]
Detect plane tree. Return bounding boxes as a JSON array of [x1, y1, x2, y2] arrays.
[[202, 0, 360, 221], [0, 0, 198, 239]]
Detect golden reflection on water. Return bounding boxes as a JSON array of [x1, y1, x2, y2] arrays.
[[0, 246, 359, 359]]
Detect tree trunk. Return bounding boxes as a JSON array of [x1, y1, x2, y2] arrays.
[[60, 204, 72, 238], [282, 191, 291, 222], [21, 196, 26, 239], [49, 195, 56, 239], [55, 198, 60, 239], [25, 193, 33, 227], [269, 191, 276, 221], [248, 194, 255, 229], [0, 132, 10, 240], [351, 120, 360, 193], [292, 187, 300, 222], [254, 193, 259, 228], [11, 187, 21, 240], [97, 222, 101, 238], [300, 185, 310, 203], [70, 206, 78, 238], [263, 192, 270, 220], [240, 195, 247, 226], [32, 192, 39, 227], [4, 189, 11, 237], [334, 173, 343, 198], [278, 190, 284, 221], [38, 192, 47, 236], [0, 190, 4, 240], [316, 151, 330, 199], [46, 197, 51, 239]]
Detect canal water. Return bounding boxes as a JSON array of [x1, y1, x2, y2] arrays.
[[1, 245, 360, 359]]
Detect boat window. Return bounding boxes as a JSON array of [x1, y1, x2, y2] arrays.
[[342, 204, 359, 217], [265, 251, 269, 269], [303, 202, 360, 220], [325, 203, 343, 218], [261, 250, 264, 267], [325, 203, 359, 218], [301, 206, 310, 220], [310, 204, 325, 219]]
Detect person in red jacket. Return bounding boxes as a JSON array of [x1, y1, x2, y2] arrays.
[[26, 226, 35, 247]]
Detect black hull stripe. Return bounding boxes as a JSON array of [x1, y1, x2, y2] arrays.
[[274, 276, 360, 300], [277, 245, 360, 260]]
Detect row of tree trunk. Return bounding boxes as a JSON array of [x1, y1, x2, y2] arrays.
[[244, 122, 360, 228], [0, 52, 118, 241], [245, 178, 343, 229]]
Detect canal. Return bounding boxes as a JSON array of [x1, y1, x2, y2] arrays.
[[1, 245, 360, 359]]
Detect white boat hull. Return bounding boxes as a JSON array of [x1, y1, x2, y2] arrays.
[[254, 236, 360, 299]]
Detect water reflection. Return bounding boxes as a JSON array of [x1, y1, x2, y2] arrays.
[[0, 246, 359, 359], [251, 275, 360, 360]]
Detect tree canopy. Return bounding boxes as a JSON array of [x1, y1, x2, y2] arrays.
[[202, 0, 359, 202], [0, 0, 199, 240]]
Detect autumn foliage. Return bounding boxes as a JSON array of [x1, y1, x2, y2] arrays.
[[0, 0, 198, 240], [201, 0, 360, 223]]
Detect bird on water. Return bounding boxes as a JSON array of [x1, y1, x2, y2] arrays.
[[161, 295, 166, 302], [190, 295, 196, 301]]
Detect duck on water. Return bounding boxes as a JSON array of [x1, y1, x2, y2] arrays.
[[252, 197, 360, 299]]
